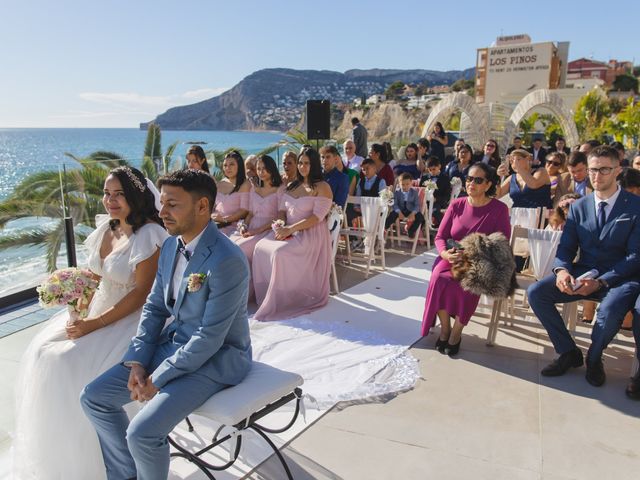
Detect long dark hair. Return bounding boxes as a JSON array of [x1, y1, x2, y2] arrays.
[[287, 148, 324, 191], [187, 145, 210, 173], [370, 143, 388, 164], [224, 150, 246, 193], [107, 167, 162, 232], [257, 155, 282, 187], [433, 121, 446, 138]]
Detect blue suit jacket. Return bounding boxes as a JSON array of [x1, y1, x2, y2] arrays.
[[554, 189, 640, 287], [393, 188, 421, 214], [122, 222, 252, 388]]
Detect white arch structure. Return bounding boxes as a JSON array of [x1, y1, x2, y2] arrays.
[[421, 90, 579, 155], [422, 93, 489, 151], [503, 89, 580, 154]]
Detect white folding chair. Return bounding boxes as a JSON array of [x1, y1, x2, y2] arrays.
[[386, 187, 432, 255], [340, 196, 385, 278], [327, 205, 344, 294]]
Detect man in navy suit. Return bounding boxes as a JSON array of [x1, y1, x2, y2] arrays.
[[82, 170, 251, 479], [528, 146, 640, 391]]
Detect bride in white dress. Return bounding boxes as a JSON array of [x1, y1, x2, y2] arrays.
[[12, 167, 168, 480]]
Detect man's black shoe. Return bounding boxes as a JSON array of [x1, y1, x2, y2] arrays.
[[541, 348, 583, 376], [625, 370, 640, 400], [585, 358, 606, 387]]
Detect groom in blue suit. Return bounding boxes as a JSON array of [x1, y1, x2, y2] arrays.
[[528, 146, 640, 391], [81, 169, 251, 480]]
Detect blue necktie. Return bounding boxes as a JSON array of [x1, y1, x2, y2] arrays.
[[597, 201, 607, 231]]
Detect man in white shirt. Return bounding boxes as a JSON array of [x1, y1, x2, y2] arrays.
[[343, 139, 364, 172]]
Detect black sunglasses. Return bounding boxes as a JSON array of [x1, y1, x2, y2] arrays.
[[465, 175, 488, 184], [546, 160, 562, 167]]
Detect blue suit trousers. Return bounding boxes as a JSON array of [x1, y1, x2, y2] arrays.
[[528, 275, 640, 362], [80, 341, 225, 480]]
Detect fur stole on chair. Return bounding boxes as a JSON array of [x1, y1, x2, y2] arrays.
[[450, 232, 517, 298]]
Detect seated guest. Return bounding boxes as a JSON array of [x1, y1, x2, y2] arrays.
[[566, 151, 592, 196], [369, 143, 395, 187], [385, 173, 426, 238], [632, 154, 640, 171], [473, 139, 501, 168], [443, 138, 465, 169], [506, 136, 524, 155], [545, 151, 571, 207], [550, 136, 571, 155], [321, 145, 350, 208], [528, 146, 640, 391], [393, 142, 421, 179], [281, 150, 298, 185], [347, 158, 387, 225], [212, 150, 250, 235], [186, 145, 211, 173], [245, 154, 260, 186], [252, 148, 333, 321], [547, 193, 581, 231], [416, 137, 431, 175], [610, 141, 629, 167], [579, 139, 601, 155], [420, 156, 451, 227], [496, 149, 552, 209], [336, 154, 358, 196], [230, 154, 282, 276], [343, 139, 364, 172], [421, 162, 511, 356], [446, 144, 474, 194], [619, 167, 640, 196], [527, 136, 548, 167]]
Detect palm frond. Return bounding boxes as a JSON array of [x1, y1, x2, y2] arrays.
[[0, 228, 51, 249], [140, 156, 158, 183], [45, 220, 66, 272]]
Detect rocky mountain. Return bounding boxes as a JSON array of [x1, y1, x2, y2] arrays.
[[141, 67, 474, 131]]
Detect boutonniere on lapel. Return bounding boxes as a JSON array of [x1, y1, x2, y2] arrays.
[[187, 273, 207, 293]]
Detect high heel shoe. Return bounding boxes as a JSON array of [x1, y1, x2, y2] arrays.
[[447, 338, 462, 357], [435, 337, 448, 354]]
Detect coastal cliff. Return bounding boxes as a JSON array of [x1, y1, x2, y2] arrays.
[[142, 67, 473, 132]]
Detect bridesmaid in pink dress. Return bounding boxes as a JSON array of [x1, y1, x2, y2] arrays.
[[280, 150, 298, 187], [230, 154, 282, 267], [421, 163, 511, 356], [252, 148, 333, 321], [186, 145, 212, 174], [212, 150, 250, 236]]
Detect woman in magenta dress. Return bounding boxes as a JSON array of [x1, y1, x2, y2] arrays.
[[421, 162, 511, 356], [230, 155, 282, 299], [212, 150, 250, 235], [252, 147, 333, 321]]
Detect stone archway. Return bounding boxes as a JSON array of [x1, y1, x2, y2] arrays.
[[503, 89, 579, 154], [422, 93, 489, 151]]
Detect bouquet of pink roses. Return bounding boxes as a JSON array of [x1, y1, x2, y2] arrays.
[[36, 267, 99, 319]]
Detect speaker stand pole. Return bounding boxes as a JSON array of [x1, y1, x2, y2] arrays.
[[315, 139, 319, 151]]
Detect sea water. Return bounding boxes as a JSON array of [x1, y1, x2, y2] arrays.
[[0, 128, 285, 297]]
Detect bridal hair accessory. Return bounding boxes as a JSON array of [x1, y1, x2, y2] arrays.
[[123, 167, 146, 192], [187, 273, 207, 292]]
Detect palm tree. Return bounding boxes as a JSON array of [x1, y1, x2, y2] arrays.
[[140, 123, 181, 182], [0, 151, 127, 271]]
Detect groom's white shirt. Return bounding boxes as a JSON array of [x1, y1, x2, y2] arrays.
[[172, 226, 207, 299]]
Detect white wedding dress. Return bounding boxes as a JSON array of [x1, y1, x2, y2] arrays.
[[12, 216, 168, 480]]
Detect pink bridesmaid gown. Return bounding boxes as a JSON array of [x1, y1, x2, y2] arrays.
[[252, 193, 332, 321], [229, 189, 280, 300], [214, 190, 249, 236]]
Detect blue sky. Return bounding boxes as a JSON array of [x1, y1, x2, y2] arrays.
[[1, 0, 638, 128]]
